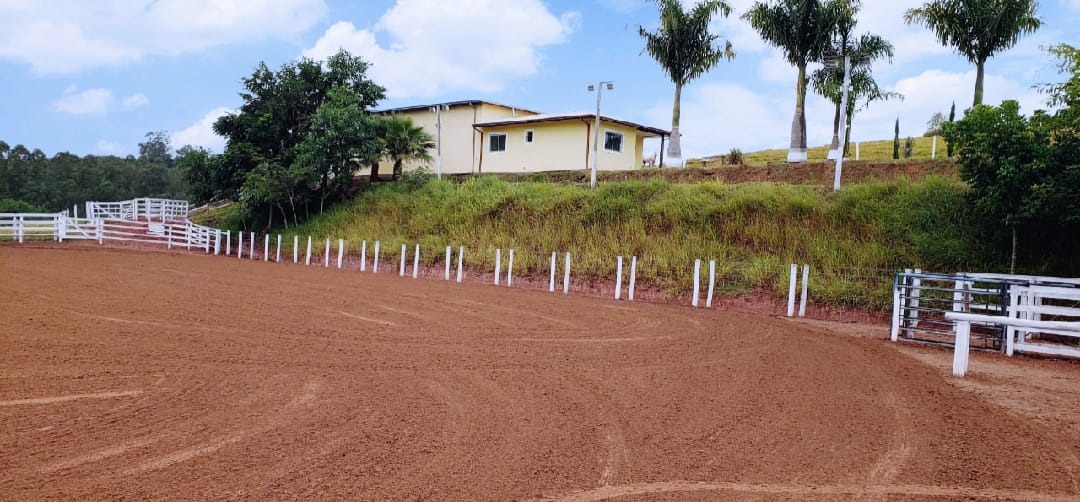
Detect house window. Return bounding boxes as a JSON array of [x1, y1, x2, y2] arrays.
[[524, 130, 535, 144], [489, 133, 507, 152], [604, 130, 623, 152]]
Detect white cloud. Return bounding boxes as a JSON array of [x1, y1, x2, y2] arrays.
[[121, 93, 149, 111], [173, 107, 233, 153], [645, 81, 837, 158], [303, 0, 578, 99], [54, 86, 113, 116], [94, 139, 125, 155], [0, 0, 328, 74]]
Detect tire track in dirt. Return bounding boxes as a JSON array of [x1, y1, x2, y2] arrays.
[[0, 391, 142, 406]]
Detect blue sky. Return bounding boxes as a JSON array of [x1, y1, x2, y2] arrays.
[[2, 0, 1077, 160]]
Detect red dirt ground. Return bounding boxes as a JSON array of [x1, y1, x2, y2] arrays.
[[2, 246, 1078, 501]]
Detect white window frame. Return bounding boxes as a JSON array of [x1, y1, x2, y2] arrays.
[[603, 129, 624, 153], [488, 132, 508, 153], [524, 129, 535, 144]]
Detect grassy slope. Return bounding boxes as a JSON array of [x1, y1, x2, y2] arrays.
[[699, 136, 949, 165], [198, 176, 982, 310]]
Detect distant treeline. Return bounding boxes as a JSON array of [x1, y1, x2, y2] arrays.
[[0, 133, 187, 213]]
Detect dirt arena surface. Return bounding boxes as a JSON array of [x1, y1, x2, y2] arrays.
[[2, 246, 1078, 501]]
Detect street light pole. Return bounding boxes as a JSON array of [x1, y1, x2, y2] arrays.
[[588, 81, 613, 189], [834, 55, 851, 192]]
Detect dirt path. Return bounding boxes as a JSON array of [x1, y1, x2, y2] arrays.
[[1, 246, 1077, 500]]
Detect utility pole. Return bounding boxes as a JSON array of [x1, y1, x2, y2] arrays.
[[834, 54, 851, 192], [587, 81, 613, 189]]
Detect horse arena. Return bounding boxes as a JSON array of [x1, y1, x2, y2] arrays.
[[2, 244, 1079, 500]]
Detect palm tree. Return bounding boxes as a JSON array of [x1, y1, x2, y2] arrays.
[[745, 0, 844, 163], [379, 115, 433, 181], [639, 0, 735, 167], [811, 5, 897, 159], [904, 0, 1041, 107]]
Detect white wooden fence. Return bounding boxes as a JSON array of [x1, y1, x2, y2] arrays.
[[86, 198, 189, 222]]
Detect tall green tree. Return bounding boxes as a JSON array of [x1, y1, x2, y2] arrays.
[[639, 0, 735, 166], [947, 101, 956, 156], [379, 115, 434, 181], [138, 131, 173, 166], [893, 118, 900, 159], [745, 0, 844, 163], [904, 0, 1041, 107]]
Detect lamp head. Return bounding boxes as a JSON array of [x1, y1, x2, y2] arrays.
[[587, 84, 595, 92], [605, 82, 614, 90]]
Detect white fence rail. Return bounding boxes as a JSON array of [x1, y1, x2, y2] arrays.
[[87, 198, 189, 222]]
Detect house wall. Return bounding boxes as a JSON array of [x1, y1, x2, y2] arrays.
[[479, 120, 645, 173], [377, 102, 532, 177]]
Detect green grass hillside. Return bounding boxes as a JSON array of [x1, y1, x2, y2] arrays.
[[698, 136, 949, 165], [197, 175, 984, 310]]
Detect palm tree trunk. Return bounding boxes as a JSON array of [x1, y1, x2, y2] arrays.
[[392, 159, 403, 180], [843, 111, 854, 158], [974, 59, 985, 107], [370, 162, 381, 183], [828, 102, 841, 159], [788, 64, 808, 163], [668, 82, 683, 166]]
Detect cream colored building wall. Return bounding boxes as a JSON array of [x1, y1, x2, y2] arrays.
[[480, 120, 645, 173], [377, 102, 533, 176]]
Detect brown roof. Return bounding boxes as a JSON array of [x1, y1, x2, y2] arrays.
[[376, 100, 541, 115]]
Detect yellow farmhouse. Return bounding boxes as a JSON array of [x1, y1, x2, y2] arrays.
[[377, 100, 669, 175]]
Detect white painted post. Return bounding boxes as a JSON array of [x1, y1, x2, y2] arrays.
[[444, 246, 452, 280], [17, 216, 23, 243], [494, 248, 502, 285], [563, 252, 571, 294], [399, 244, 407, 276], [911, 268, 922, 328], [706, 260, 716, 308], [214, 230, 221, 255], [692, 259, 701, 308], [952, 320, 971, 378], [506, 249, 514, 287], [324, 238, 331, 267], [374, 241, 381, 273], [166, 224, 172, 249], [549, 252, 557, 292], [798, 264, 809, 317], [855, 142, 861, 160], [237, 231, 243, 259], [628, 256, 637, 301], [615, 256, 624, 300], [456, 246, 464, 283], [890, 279, 902, 342], [276, 234, 282, 262], [96, 219, 103, 245], [305, 236, 312, 265], [249, 232, 254, 260], [931, 136, 938, 159], [226, 230, 231, 256], [264, 234, 269, 262], [361, 241, 368, 271], [786, 264, 797, 317], [337, 239, 345, 269], [412, 244, 420, 278], [293, 235, 299, 264]]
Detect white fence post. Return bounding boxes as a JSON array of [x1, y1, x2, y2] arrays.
[[444, 246, 452, 280], [798, 264, 810, 317], [549, 252, 557, 292], [615, 256, 624, 300], [305, 236, 312, 265], [563, 252, 571, 294], [628, 256, 637, 301], [293, 235, 299, 264], [338, 239, 345, 269], [706, 260, 716, 308], [264, 234, 269, 262], [911, 268, 922, 328], [412, 244, 420, 278], [456, 246, 464, 282], [890, 276, 902, 342], [494, 248, 502, 285], [506, 249, 514, 287], [215, 230, 221, 255], [932, 136, 938, 159], [226, 230, 231, 256], [167, 225, 173, 249], [399, 244, 407, 276], [692, 259, 701, 308], [361, 241, 368, 271], [276, 234, 282, 262], [248, 232, 254, 259], [324, 238, 331, 268], [786, 264, 797, 317], [96, 219, 103, 245], [855, 142, 861, 160], [374, 241, 381, 273], [237, 231, 243, 259], [952, 319, 971, 378]]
